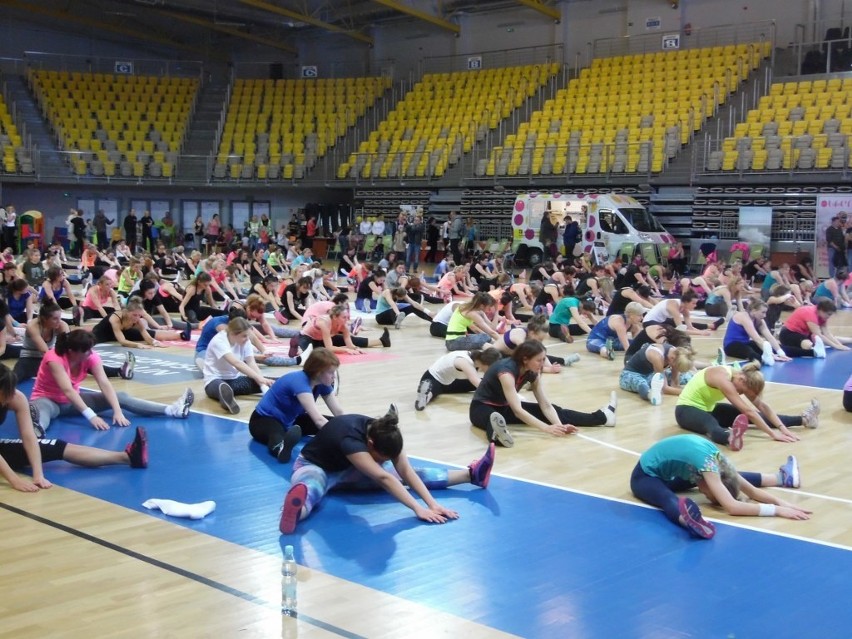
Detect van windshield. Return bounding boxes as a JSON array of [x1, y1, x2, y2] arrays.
[[620, 207, 666, 233]]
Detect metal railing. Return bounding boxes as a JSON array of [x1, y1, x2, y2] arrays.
[[21, 51, 203, 78], [785, 36, 852, 75], [232, 58, 397, 80], [421, 43, 564, 75], [592, 19, 776, 61]]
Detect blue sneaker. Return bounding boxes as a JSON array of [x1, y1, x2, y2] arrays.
[[779, 455, 800, 488], [678, 497, 715, 539], [469, 442, 496, 488]]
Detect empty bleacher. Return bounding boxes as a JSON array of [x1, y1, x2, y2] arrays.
[[0, 93, 29, 174], [215, 76, 391, 181], [481, 43, 769, 177], [29, 70, 198, 178], [338, 64, 558, 180], [707, 76, 852, 172]]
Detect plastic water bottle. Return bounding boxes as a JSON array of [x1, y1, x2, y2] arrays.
[[282, 545, 298, 617]]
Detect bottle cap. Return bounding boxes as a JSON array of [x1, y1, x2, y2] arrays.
[[285, 545, 294, 555]]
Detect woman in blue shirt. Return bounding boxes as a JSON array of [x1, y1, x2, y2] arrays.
[[249, 348, 344, 462]]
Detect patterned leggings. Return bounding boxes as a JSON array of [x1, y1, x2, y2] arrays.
[[619, 370, 694, 400], [290, 455, 449, 520]]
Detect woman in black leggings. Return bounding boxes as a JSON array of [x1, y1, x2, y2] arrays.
[[722, 300, 792, 365]]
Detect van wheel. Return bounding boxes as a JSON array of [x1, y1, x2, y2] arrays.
[[527, 249, 543, 266]]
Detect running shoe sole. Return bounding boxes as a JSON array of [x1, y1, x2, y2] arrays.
[[678, 497, 716, 539], [219, 383, 240, 414], [279, 483, 308, 534], [469, 442, 496, 488], [728, 413, 749, 451], [415, 379, 433, 411], [649, 373, 665, 406], [489, 413, 515, 448], [277, 425, 303, 464], [780, 454, 800, 488]]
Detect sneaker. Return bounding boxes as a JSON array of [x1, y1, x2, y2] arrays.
[[71, 305, 83, 327], [773, 321, 782, 339], [713, 347, 726, 366], [349, 316, 362, 334], [120, 351, 136, 380], [180, 323, 192, 342], [288, 335, 301, 358], [279, 482, 308, 534], [393, 311, 406, 330], [564, 353, 581, 366], [761, 341, 775, 367], [468, 442, 496, 488], [387, 403, 399, 419], [678, 497, 716, 539], [29, 403, 44, 438], [218, 382, 240, 414], [415, 378, 434, 411], [125, 426, 148, 469], [711, 317, 725, 330], [779, 455, 800, 488], [604, 337, 615, 361], [812, 335, 827, 358], [170, 388, 194, 418], [649, 372, 665, 406], [545, 302, 554, 317], [299, 343, 313, 362], [274, 425, 303, 463], [802, 398, 820, 429], [489, 412, 515, 448], [274, 310, 288, 325], [728, 413, 749, 451], [602, 390, 618, 427], [379, 328, 391, 348]]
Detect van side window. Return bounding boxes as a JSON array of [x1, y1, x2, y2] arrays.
[[600, 209, 628, 234]]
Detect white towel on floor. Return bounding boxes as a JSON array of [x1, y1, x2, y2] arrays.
[[142, 498, 216, 520]]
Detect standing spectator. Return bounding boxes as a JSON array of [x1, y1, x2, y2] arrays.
[[2, 205, 16, 252], [825, 215, 846, 276], [205, 214, 221, 255], [539, 207, 558, 260], [123, 209, 138, 255], [425, 216, 440, 264], [92, 209, 114, 250], [305, 214, 317, 250], [562, 214, 580, 260], [140, 210, 155, 253], [70, 209, 86, 259], [193, 214, 204, 251], [405, 213, 424, 273], [448, 211, 464, 264]]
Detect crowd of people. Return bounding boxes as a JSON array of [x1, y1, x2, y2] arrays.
[[0, 206, 847, 541]]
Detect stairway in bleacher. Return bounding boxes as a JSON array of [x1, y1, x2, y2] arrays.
[[2, 73, 68, 178], [179, 75, 231, 182]]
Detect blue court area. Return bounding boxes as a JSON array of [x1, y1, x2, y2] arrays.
[[4, 399, 852, 638], [93, 344, 201, 384], [761, 348, 852, 390]]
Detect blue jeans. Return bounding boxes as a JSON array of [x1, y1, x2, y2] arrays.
[[405, 243, 420, 272]]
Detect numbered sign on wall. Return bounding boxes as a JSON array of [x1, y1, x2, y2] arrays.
[[661, 34, 680, 50], [301, 66, 318, 78]]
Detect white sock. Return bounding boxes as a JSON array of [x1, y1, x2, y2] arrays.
[[142, 499, 216, 520]]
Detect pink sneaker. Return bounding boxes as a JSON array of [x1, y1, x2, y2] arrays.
[[274, 310, 288, 325], [678, 497, 716, 539], [279, 483, 307, 534], [728, 413, 749, 451]]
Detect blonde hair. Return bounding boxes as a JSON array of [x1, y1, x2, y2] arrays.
[[735, 361, 765, 396], [670, 345, 695, 373], [624, 301, 645, 319]]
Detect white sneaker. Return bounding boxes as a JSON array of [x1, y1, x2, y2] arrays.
[[299, 343, 313, 362], [394, 311, 406, 329], [489, 412, 515, 448], [603, 391, 618, 426], [649, 373, 665, 406], [564, 353, 581, 366], [415, 378, 433, 411], [168, 388, 194, 418], [761, 341, 775, 367], [812, 336, 827, 358], [713, 347, 726, 366], [802, 398, 820, 429]]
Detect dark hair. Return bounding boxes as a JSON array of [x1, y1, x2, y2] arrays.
[[302, 347, 340, 380], [297, 276, 312, 288], [561, 282, 576, 297], [580, 299, 597, 313], [470, 348, 502, 367], [139, 279, 158, 294], [816, 299, 837, 314], [635, 285, 652, 299], [367, 414, 403, 458], [39, 299, 62, 319], [526, 314, 549, 335], [0, 365, 17, 400], [511, 339, 546, 366], [55, 329, 95, 355], [11, 278, 28, 293], [681, 289, 698, 304], [45, 266, 63, 282]]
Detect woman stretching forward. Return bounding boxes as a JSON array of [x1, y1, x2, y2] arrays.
[[630, 434, 810, 539], [29, 330, 194, 434], [415, 348, 502, 411], [469, 340, 616, 448]]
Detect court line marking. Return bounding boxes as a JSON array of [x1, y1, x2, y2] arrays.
[[0, 501, 366, 639]]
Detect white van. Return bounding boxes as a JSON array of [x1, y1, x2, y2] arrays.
[[510, 192, 675, 265]]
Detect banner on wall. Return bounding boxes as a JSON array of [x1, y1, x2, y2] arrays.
[[815, 194, 852, 278], [738, 206, 772, 245]]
